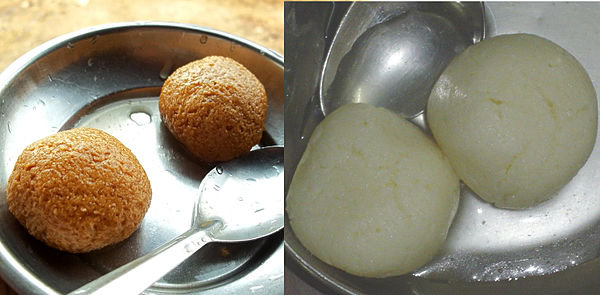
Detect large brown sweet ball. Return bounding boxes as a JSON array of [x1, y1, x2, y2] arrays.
[[6, 128, 152, 253], [158, 56, 268, 162]]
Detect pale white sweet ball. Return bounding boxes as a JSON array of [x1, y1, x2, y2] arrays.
[[427, 33, 597, 209], [286, 103, 460, 278]]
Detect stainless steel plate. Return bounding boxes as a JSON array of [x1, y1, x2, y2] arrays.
[[0, 22, 283, 295], [285, 2, 600, 294]]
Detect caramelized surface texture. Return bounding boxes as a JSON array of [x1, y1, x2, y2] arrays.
[[7, 127, 152, 253], [159, 56, 268, 162]]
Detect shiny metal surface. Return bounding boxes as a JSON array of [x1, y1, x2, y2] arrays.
[[320, 2, 484, 118], [0, 22, 283, 295], [197, 146, 284, 243], [70, 147, 284, 295], [285, 2, 600, 295]]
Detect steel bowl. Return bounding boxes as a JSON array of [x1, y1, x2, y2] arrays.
[[285, 2, 600, 295], [0, 22, 283, 295]]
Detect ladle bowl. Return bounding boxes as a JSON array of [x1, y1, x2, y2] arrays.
[[320, 2, 485, 118]]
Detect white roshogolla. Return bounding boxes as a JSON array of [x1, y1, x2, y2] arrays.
[[286, 103, 460, 278], [427, 33, 597, 209]]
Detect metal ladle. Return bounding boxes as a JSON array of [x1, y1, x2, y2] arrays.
[[69, 146, 284, 295], [320, 2, 485, 119]]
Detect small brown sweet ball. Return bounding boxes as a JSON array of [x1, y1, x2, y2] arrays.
[[158, 56, 268, 162], [6, 128, 152, 253]]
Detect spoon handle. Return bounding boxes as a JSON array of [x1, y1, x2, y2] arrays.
[[68, 228, 213, 295]]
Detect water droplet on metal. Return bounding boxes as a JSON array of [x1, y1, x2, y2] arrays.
[[250, 285, 264, 292], [87, 58, 93, 67], [269, 165, 282, 177], [7, 121, 12, 133], [216, 166, 224, 174], [184, 243, 195, 253], [66, 42, 75, 49], [199, 35, 208, 44], [246, 178, 256, 182], [159, 61, 173, 80], [90, 34, 99, 44], [48, 74, 53, 82], [129, 111, 151, 126]]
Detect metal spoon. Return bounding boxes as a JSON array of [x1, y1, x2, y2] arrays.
[[320, 2, 485, 119], [69, 146, 284, 295]]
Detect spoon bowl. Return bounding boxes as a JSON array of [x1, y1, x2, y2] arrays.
[[70, 146, 284, 295], [196, 146, 284, 242], [320, 2, 485, 118]]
